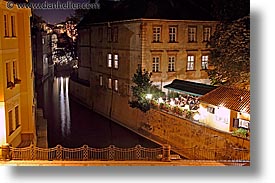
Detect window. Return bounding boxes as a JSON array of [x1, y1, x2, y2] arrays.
[[98, 52, 103, 67], [13, 61, 17, 80], [233, 118, 239, 128], [107, 27, 112, 42], [99, 75, 103, 86], [8, 110, 13, 135], [169, 26, 177, 42], [108, 78, 112, 89], [6, 62, 12, 88], [113, 27, 118, 42], [42, 38, 45, 44], [168, 56, 175, 72], [153, 26, 161, 42], [114, 54, 119, 69], [203, 27, 211, 42], [187, 55, 195, 70], [98, 28, 103, 42], [207, 107, 215, 114], [188, 27, 197, 42], [15, 106, 20, 128], [11, 15, 16, 37], [107, 53, 112, 68], [233, 118, 250, 129], [4, 14, 9, 37], [114, 79, 118, 91], [152, 56, 160, 72], [201, 55, 208, 70], [239, 119, 250, 129]]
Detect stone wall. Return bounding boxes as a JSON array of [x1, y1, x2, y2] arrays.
[[143, 109, 250, 159]]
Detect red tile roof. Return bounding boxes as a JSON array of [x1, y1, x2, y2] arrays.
[[199, 86, 250, 114]]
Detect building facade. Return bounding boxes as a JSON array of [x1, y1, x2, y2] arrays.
[[0, 0, 36, 150], [71, 14, 218, 131]]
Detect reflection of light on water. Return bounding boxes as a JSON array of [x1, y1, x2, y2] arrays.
[[59, 77, 71, 137]]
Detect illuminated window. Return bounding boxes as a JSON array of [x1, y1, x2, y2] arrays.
[[187, 55, 195, 70], [11, 15, 16, 37], [15, 106, 20, 128], [152, 56, 160, 72], [169, 26, 177, 42], [153, 27, 161, 42], [114, 54, 119, 69], [4, 14, 9, 37], [203, 27, 211, 42], [107, 53, 112, 68], [114, 79, 118, 91], [188, 26, 197, 42], [108, 78, 112, 89], [168, 56, 175, 72], [233, 118, 250, 129], [201, 55, 208, 70], [99, 75, 103, 86]]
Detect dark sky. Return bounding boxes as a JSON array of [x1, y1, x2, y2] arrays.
[[32, 0, 90, 24]]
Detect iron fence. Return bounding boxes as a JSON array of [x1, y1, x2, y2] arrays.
[[1, 144, 249, 163], [8, 144, 164, 161]]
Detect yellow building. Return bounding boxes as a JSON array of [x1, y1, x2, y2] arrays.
[[0, 0, 36, 152]]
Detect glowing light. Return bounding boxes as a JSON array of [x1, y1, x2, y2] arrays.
[[170, 100, 175, 106], [193, 113, 200, 121], [0, 102, 7, 145], [146, 94, 152, 100], [158, 97, 164, 103]]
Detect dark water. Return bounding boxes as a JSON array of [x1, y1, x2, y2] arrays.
[[36, 75, 160, 148]]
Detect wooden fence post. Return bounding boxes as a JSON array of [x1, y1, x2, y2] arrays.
[[1, 144, 11, 160]]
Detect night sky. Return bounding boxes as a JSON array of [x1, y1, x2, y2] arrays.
[[31, 0, 90, 24]]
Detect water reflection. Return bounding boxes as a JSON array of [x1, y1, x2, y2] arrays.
[[36, 74, 160, 148], [59, 77, 71, 137]]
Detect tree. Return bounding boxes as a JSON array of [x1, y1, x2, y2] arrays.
[[211, 0, 250, 22], [129, 68, 164, 113], [208, 16, 250, 89]]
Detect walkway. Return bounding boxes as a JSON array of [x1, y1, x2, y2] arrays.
[[0, 160, 247, 166]]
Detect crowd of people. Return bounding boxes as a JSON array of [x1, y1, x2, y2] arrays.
[[162, 93, 200, 111]]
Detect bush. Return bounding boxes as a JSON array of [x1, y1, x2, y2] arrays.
[[232, 128, 248, 138]]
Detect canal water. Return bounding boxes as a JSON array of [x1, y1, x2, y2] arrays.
[[36, 75, 160, 148]]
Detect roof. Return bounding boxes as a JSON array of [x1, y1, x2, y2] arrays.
[[77, 0, 216, 27], [199, 86, 250, 114], [163, 79, 217, 96]]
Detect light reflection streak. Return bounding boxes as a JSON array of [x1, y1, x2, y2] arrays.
[[59, 77, 71, 137]]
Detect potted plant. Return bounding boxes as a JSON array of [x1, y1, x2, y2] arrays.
[[232, 128, 248, 138]]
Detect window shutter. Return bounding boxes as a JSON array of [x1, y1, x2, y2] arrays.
[[233, 118, 239, 128]]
